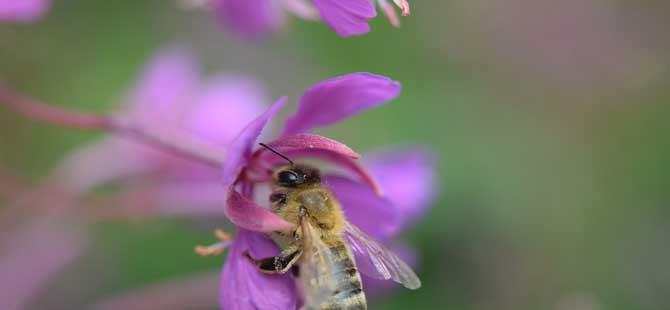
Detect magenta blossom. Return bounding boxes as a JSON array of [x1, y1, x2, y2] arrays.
[[0, 0, 51, 23], [212, 0, 410, 38], [217, 72, 435, 309], [0, 219, 84, 310], [55, 47, 266, 216]]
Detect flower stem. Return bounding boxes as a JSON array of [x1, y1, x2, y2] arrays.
[[0, 85, 226, 168], [0, 85, 114, 130]]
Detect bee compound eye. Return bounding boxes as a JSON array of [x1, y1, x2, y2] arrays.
[[278, 170, 301, 185]]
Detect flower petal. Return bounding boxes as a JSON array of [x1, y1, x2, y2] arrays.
[[54, 48, 203, 192], [92, 271, 219, 310], [54, 137, 160, 193], [0, 220, 84, 310], [124, 48, 200, 126], [188, 75, 268, 146], [225, 190, 294, 232], [325, 175, 399, 239], [282, 73, 400, 136], [222, 97, 287, 189], [213, 0, 284, 38], [365, 148, 438, 230], [151, 181, 228, 217], [312, 0, 375, 37], [268, 133, 360, 159], [0, 0, 50, 23], [220, 230, 297, 310]]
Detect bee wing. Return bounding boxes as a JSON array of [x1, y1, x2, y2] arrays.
[[343, 221, 422, 289], [299, 217, 340, 308]]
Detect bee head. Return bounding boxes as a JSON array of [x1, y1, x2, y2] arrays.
[[259, 142, 321, 187], [273, 164, 321, 188]]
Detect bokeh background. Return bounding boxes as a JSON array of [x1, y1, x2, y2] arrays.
[[1, 0, 670, 309]]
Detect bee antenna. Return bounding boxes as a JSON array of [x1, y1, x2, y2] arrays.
[[259, 143, 294, 165]]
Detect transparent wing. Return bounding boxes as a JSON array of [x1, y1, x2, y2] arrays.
[[343, 221, 421, 289], [299, 217, 339, 308]]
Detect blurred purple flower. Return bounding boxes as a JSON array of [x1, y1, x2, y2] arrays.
[[217, 72, 435, 309], [54, 47, 266, 216], [211, 0, 410, 38], [92, 271, 220, 310], [364, 148, 437, 232], [212, 0, 286, 38], [0, 220, 84, 310], [0, 0, 50, 23]]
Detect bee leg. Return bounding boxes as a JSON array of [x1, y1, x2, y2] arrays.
[[245, 247, 303, 274], [194, 229, 234, 257], [291, 265, 300, 277]]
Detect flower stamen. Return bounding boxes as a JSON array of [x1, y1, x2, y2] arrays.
[[194, 229, 234, 257], [377, 0, 410, 28], [393, 0, 411, 16]]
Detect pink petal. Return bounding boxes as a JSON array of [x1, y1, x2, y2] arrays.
[[365, 148, 438, 230], [55, 48, 204, 192], [187, 76, 268, 147], [268, 133, 360, 159], [124, 48, 200, 126], [213, 0, 284, 38], [312, 0, 376, 37], [225, 190, 294, 232], [325, 175, 399, 239], [282, 73, 400, 136], [92, 271, 219, 310], [151, 181, 227, 217], [0, 220, 84, 310], [222, 97, 287, 189], [0, 0, 50, 23], [220, 230, 297, 310], [54, 137, 160, 193]]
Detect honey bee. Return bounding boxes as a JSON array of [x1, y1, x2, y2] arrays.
[[246, 144, 421, 309]]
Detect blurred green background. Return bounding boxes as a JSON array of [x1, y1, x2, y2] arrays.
[[1, 0, 669, 309]]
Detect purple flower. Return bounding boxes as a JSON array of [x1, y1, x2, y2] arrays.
[[220, 229, 298, 309], [364, 148, 437, 232], [0, 219, 84, 310], [92, 271, 220, 309], [217, 72, 435, 309], [212, 0, 410, 38], [212, 0, 286, 38], [55, 47, 267, 216], [0, 0, 51, 23]]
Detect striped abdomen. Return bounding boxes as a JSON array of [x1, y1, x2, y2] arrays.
[[306, 239, 367, 310]]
